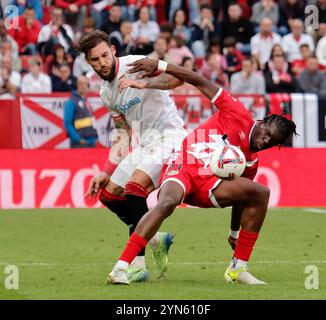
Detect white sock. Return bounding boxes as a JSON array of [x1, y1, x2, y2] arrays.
[[113, 260, 129, 271], [130, 256, 146, 269], [148, 232, 160, 250], [230, 257, 247, 270]]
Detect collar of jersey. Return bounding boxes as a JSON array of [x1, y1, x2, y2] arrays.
[[109, 57, 120, 83]]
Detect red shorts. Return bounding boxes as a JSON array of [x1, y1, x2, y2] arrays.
[[159, 163, 222, 208]]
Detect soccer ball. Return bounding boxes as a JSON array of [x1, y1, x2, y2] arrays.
[[209, 145, 246, 179]]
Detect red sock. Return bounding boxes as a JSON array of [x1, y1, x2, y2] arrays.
[[119, 233, 148, 264], [234, 229, 259, 261]]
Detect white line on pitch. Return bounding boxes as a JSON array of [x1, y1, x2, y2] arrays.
[[303, 208, 326, 214]]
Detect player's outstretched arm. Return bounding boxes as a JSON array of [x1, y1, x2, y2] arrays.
[[127, 58, 219, 100], [118, 73, 184, 92]]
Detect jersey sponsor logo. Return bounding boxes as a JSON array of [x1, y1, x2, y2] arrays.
[[114, 97, 141, 114]]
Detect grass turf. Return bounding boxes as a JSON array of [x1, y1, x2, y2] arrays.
[[0, 208, 325, 300]]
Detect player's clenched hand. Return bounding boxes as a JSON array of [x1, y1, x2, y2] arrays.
[[118, 78, 147, 92], [127, 58, 158, 78], [85, 172, 109, 199], [228, 235, 238, 251]]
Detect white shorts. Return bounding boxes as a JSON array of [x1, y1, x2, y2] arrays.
[[110, 128, 187, 188]]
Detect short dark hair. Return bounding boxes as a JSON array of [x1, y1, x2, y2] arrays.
[[299, 43, 310, 49], [181, 56, 193, 66], [263, 114, 298, 146], [78, 30, 111, 57], [160, 22, 173, 34], [25, 5, 35, 11], [200, 4, 212, 11], [223, 36, 236, 48]]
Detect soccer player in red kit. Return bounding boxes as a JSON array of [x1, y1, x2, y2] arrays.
[[108, 58, 297, 285]]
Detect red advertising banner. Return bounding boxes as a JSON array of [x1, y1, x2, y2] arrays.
[[0, 100, 22, 149], [0, 149, 107, 209], [0, 148, 325, 208], [256, 148, 326, 207]]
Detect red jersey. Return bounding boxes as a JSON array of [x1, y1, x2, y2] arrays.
[[179, 88, 258, 180], [160, 89, 259, 208]]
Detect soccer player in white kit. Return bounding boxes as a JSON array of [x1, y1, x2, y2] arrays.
[[80, 31, 187, 283]]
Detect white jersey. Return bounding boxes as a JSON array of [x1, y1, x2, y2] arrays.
[[100, 55, 185, 145]]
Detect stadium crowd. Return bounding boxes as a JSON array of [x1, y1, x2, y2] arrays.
[[0, 0, 326, 99]]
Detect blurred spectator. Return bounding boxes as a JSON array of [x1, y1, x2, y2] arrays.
[[9, 0, 43, 23], [269, 43, 285, 59], [73, 17, 97, 77], [8, 6, 41, 55], [204, 37, 226, 69], [168, 35, 194, 65], [230, 56, 266, 94], [264, 54, 297, 93], [21, 57, 52, 93], [172, 9, 191, 45], [0, 40, 21, 71], [100, 3, 122, 36], [250, 17, 281, 69], [0, 19, 19, 59], [316, 35, 326, 67], [44, 43, 73, 77], [263, 43, 285, 71], [207, 37, 222, 55], [127, 0, 157, 22], [0, 55, 21, 99], [85, 69, 102, 92], [223, 36, 244, 78], [200, 52, 229, 90], [159, 22, 173, 43], [55, 0, 89, 32], [168, 0, 199, 23], [250, 0, 279, 28], [148, 36, 175, 63], [131, 6, 160, 55], [91, 0, 128, 29], [73, 52, 93, 78], [37, 7, 75, 57], [64, 76, 98, 148], [278, 0, 305, 32], [169, 56, 201, 95], [110, 20, 135, 56], [75, 17, 97, 44], [297, 55, 326, 97], [281, 19, 315, 63], [51, 62, 77, 92], [190, 4, 220, 58], [221, 3, 254, 54], [290, 44, 314, 77]]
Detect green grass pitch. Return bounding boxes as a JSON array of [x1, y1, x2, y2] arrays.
[[0, 208, 325, 300]]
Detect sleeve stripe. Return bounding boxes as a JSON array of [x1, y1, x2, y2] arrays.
[[211, 88, 223, 104]]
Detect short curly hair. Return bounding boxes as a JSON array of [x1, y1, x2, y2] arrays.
[[78, 30, 111, 58]]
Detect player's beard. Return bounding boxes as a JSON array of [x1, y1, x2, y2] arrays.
[[98, 53, 116, 82]]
